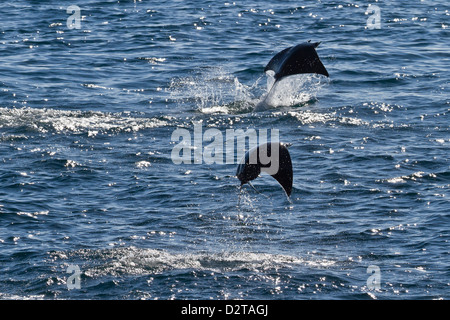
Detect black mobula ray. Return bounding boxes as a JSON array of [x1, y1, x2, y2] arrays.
[[236, 142, 293, 198], [264, 41, 329, 81], [255, 41, 329, 110]]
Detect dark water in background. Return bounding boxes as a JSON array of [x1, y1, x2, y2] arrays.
[[0, 0, 448, 300]]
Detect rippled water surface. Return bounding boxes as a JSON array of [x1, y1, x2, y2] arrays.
[[0, 1, 449, 300]]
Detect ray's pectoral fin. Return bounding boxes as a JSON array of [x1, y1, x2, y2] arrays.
[[264, 146, 293, 197]]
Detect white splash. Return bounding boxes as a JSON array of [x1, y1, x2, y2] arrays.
[[168, 67, 259, 114], [255, 74, 328, 111]]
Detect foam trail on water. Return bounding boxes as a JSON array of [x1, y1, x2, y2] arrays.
[[49, 247, 336, 277], [0, 107, 171, 136]]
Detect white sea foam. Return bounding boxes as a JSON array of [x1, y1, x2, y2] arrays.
[[51, 247, 335, 277], [0, 107, 170, 135], [17, 210, 49, 219]]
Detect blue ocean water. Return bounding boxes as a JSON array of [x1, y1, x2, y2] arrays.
[[0, 0, 448, 300]]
